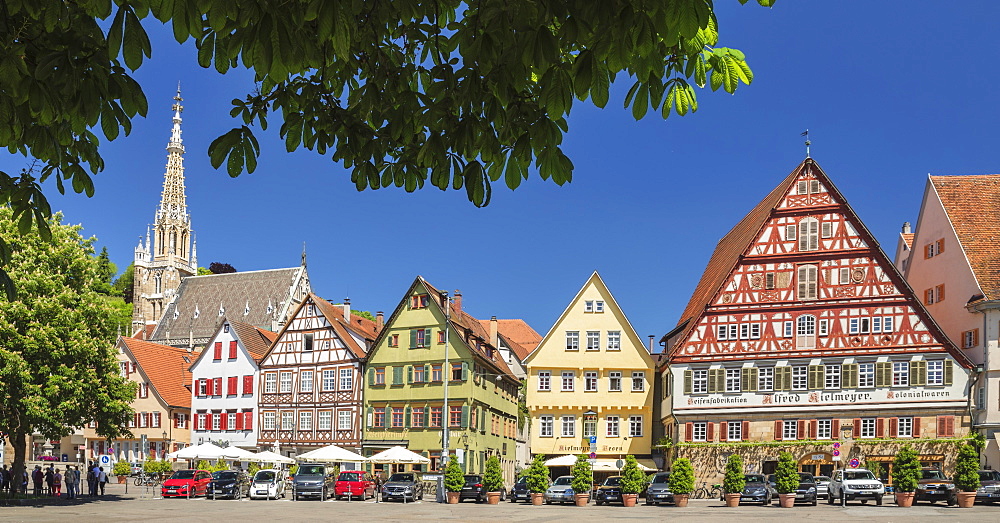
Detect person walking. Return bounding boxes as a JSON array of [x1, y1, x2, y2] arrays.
[[97, 466, 108, 496], [53, 468, 62, 497], [31, 465, 43, 496]]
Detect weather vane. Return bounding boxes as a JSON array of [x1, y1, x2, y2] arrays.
[[801, 129, 811, 158]]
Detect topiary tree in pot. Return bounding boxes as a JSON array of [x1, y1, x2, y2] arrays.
[[774, 451, 799, 508], [444, 456, 464, 504], [570, 455, 593, 507], [892, 444, 920, 507], [722, 454, 746, 507], [484, 455, 505, 505], [524, 454, 550, 505], [619, 455, 647, 507], [953, 443, 980, 508], [112, 460, 131, 483], [668, 458, 695, 507]]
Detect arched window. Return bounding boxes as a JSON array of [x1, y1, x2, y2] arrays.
[[154, 274, 162, 294], [797, 264, 818, 300], [797, 315, 816, 349], [799, 217, 819, 251]]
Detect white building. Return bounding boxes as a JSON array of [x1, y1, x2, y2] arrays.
[[189, 319, 277, 448]]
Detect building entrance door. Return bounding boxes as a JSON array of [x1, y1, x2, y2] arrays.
[[798, 451, 834, 477]]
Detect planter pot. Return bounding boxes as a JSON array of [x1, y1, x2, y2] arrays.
[[446, 491, 460, 504], [622, 493, 638, 507], [674, 493, 690, 507], [725, 493, 741, 507], [530, 493, 545, 505], [956, 491, 976, 508], [487, 492, 502, 505], [894, 492, 915, 507], [117, 476, 126, 484], [778, 493, 796, 508], [574, 493, 590, 506]]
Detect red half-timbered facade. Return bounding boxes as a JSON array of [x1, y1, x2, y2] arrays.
[[660, 159, 974, 483], [257, 294, 379, 457]]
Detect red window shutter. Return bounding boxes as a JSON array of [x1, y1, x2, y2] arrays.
[[134, 413, 139, 427], [706, 421, 714, 441], [742, 421, 750, 440], [214, 342, 222, 359], [173, 414, 179, 428], [797, 420, 806, 439], [832, 419, 840, 439], [853, 418, 861, 438], [228, 376, 237, 396], [235, 411, 244, 431], [938, 285, 945, 301], [215, 378, 222, 396], [720, 422, 728, 442], [913, 417, 921, 437], [811, 420, 818, 439], [889, 417, 898, 438], [876, 418, 885, 438], [243, 375, 253, 394], [220, 412, 228, 431], [774, 420, 783, 441], [685, 422, 693, 442], [244, 411, 253, 431], [229, 340, 238, 359]]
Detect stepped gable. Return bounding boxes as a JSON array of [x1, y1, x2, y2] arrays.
[[930, 174, 1000, 301], [120, 337, 195, 408]]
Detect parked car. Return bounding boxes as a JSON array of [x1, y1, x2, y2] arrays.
[[292, 463, 337, 501], [381, 472, 424, 502], [827, 468, 884, 505], [130, 462, 144, 476], [459, 474, 487, 502], [161, 469, 212, 498], [594, 475, 624, 506], [975, 469, 1000, 503], [740, 474, 775, 505], [645, 472, 674, 505], [544, 475, 575, 505], [334, 470, 376, 500], [206, 470, 251, 500], [915, 468, 957, 505], [249, 469, 286, 500], [814, 475, 832, 499], [509, 476, 532, 503]]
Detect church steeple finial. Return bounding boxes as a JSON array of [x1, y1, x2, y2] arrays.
[[301, 242, 307, 267]]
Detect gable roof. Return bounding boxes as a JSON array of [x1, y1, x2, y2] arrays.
[[229, 320, 277, 360], [148, 267, 308, 347], [900, 232, 914, 249], [119, 337, 195, 408], [259, 293, 379, 362], [478, 319, 542, 361], [930, 174, 1000, 301]]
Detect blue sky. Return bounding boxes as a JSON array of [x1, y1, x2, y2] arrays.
[[6, 1, 1000, 348]]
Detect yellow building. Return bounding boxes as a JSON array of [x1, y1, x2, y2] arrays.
[[526, 272, 656, 477]]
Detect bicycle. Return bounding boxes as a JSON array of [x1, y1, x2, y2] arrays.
[[692, 481, 723, 499], [134, 472, 160, 487]]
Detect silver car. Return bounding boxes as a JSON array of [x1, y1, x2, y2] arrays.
[[544, 475, 575, 504], [814, 475, 831, 499]]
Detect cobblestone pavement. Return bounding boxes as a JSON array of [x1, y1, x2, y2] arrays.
[[2, 483, 998, 522]]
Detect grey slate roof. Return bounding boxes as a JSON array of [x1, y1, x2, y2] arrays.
[[149, 267, 309, 348]]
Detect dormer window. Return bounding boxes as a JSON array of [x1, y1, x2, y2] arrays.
[[411, 294, 429, 309], [223, 324, 230, 333]]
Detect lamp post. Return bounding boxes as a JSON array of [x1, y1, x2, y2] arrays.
[[162, 431, 168, 460], [584, 410, 597, 494], [441, 291, 450, 469]]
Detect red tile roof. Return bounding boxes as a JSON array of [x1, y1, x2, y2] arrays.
[[930, 174, 1000, 301], [900, 232, 914, 249], [119, 337, 195, 408], [477, 319, 542, 360], [228, 320, 276, 361], [311, 294, 378, 359]]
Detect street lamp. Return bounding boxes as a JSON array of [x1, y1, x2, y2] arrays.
[[162, 431, 168, 459]]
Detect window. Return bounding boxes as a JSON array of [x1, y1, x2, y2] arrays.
[[537, 371, 551, 391], [821, 221, 833, 238], [792, 366, 808, 391], [739, 324, 749, 340], [243, 375, 253, 395], [392, 407, 404, 428], [414, 365, 425, 383], [375, 367, 385, 385], [213, 342, 222, 360], [561, 416, 575, 437], [586, 331, 600, 351], [437, 331, 446, 344], [389, 334, 399, 347], [798, 218, 819, 251], [302, 333, 313, 352], [728, 325, 738, 340], [631, 371, 645, 392], [607, 331, 621, 350], [783, 420, 798, 440], [300, 370, 313, 392], [430, 407, 442, 428], [449, 406, 462, 427], [566, 331, 580, 351], [208, 413, 219, 430], [962, 329, 979, 349], [758, 367, 774, 391], [797, 315, 816, 349], [858, 362, 875, 388], [322, 370, 336, 391], [692, 422, 707, 442], [798, 179, 821, 195], [750, 323, 761, 339], [727, 421, 742, 442], [609, 371, 622, 392], [431, 364, 442, 382], [765, 272, 775, 289], [338, 410, 352, 430], [229, 340, 238, 359], [883, 316, 894, 332], [824, 365, 841, 389], [797, 264, 819, 300], [927, 360, 944, 385], [892, 361, 909, 386], [860, 418, 876, 438], [262, 412, 275, 430], [925, 238, 944, 258], [413, 328, 430, 348], [692, 370, 708, 394], [783, 321, 793, 338], [595, 301, 604, 312], [281, 411, 294, 430], [717, 325, 728, 341], [410, 408, 424, 428], [817, 419, 832, 439], [785, 224, 797, 241], [629, 416, 643, 437], [584, 371, 598, 392], [924, 284, 945, 304], [849, 318, 859, 334], [839, 267, 851, 285], [451, 362, 463, 381], [299, 411, 312, 430], [818, 319, 829, 336], [279, 372, 292, 393], [373, 408, 385, 428], [898, 416, 913, 437], [540, 416, 554, 437], [410, 294, 428, 308], [340, 368, 353, 390], [318, 411, 332, 430], [725, 369, 741, 392], [605, 416, 620, 437], [872, 317, 882, 333], [225, 412, 234, 430], [584, 300, 593, 312], [562, 371, 575, 392], [859, 318, 870, 334]]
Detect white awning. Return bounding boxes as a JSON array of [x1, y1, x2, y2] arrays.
[[296, 444, 368, 463], [166, 442, 225, 460], [367, 446, 430, 464]]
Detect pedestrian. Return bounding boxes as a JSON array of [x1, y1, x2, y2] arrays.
[[74, 466, 82, 498], [31, 465, 43, 496], [44, 465, 54, 495], [22, 469, 29, 494], [53, 467, 62, 497], [97, 466, 107, 496], [0, 464, 8, 493], [86, 463, 96, 496], [64, 466, 77, 499]]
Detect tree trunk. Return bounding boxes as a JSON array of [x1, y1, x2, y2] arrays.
[[10, 429, 27, 495]]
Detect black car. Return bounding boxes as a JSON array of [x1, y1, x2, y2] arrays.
[[460, 474, 487, 502], [975, 470, 1000, 503], [207, 470, 251, 500], [381, 472, 424, 502], [767, 473, 817, 505], [594, 476, 624, 506], [915, 468, 957, 505], [740, 474, 775, 505], [292, 463, 337, 500], [645, 472, 673, 505], [509, 476, 530, 503]]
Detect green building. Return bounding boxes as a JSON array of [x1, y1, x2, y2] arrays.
[[362, 276, 520, 482]]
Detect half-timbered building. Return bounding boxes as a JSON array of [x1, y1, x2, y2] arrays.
[[659, 158, 975, 483], [256, 294, 379, 459]]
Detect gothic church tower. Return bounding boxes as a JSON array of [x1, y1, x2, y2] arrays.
[[132, 88, 197, 333]]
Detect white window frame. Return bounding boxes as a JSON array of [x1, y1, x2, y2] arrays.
[[824, 364, 841, 389], [692, 369, 708, 394], [338, 410, 352, 431], [339, 368, 353, 391], [883, 316, 894, 332], [717, 325, 728, 341], [609, 371, 622, 392], [799, 218, 819, 251], [725, 368, 741, 393], [872, 317, 883, 333], [228, 412, 237, 430], [817, 419, 832, 439], [262, 412, 275, 430], [727, 421, 742, 442], [783, 420, 798, 440], [898, 416, 913, 438], [926, 360, 944, 385], [631, 371, 645, 392], [858, 362, 875, 388], [629, 416, 643, 437], [584, 301, 594, 312], [798, 264, 818, 299], [860, 418, 876, 438], [562, 371, 575, 392], [264, 373, 277, 394], [892, 361, 909, 386], [586, 331, 600, 351], [317, 410, 332, 430], [322, 369, 336, 391], [750, 323, 761, 339], [606, 416, 620, 437], [792, 366, 808, 391], [692, 421, 707, 442], [300, 370, 314, 392], [783, 321, 793, 338], [607, 331, 621, 350], [539, 415, 554, 437], [595, 301, 604, 312], [537, 371, 551, 391], [280, 411, 294, 431], [299, 411, 312, 431], [566, 331, 580, 351], [758, 367, 774, 391], [584, 371, 598, 392], [561, 416, 576, 437], [279, 371, 292, 393], [212, 413, 221, 431], [818, 319, 829, 337]]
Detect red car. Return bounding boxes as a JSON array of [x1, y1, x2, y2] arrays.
[[334, 470, 376, 500], [161, 469, 212, 498]]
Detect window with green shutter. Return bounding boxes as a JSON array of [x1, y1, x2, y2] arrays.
[[404, 406, 411, 427], [368, 368, 375, 387], [410, 329, 418, 348], [707, 369, 720, 393], [366, 406, 373, 428], [741, 368, 757, 392], [392, 366, 403, 385], [461, 405, 470, 428], [910, 360, 926, 387], [423, 406, 430, 427], [842, 364, 858, 389], [683, 370, 692, 394], [407, 365, 413, 383], [776, 366, 792, 391], [944, 360, 953, 385], [808, 365, 824, 390], [461, 362, 470, 381], [875, 362, 892, 387]]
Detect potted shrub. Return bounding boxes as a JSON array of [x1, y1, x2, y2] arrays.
[[483, 455, 505, 505], [112, 461, 130, 483], [569, 455, 592, 506], [667, 458, 695, 507], [619, 455, 647, 507], [524, 455, 550, 505], [953, 443, 980, 508], [892, 444, 920, 507], [444, 456, 464, 504], [774, 451, 799, 508], [722, 454, 746, 507]]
